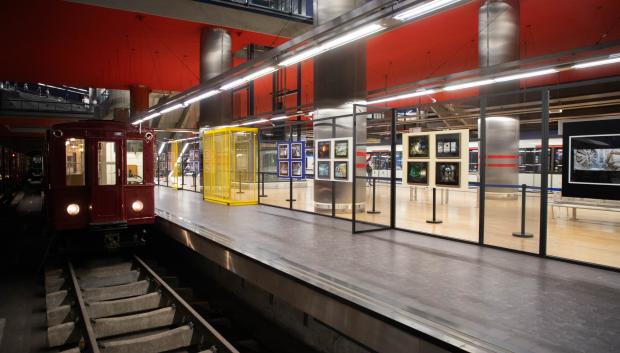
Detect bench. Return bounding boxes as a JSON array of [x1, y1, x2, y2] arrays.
[[550, 199, 620, 220]]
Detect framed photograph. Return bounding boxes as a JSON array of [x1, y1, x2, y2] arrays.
[[407, 161, 428, 185], [291, 142, 303, 159], [334, 140, 349, 159], [569, 134, 620, 185], [334, 161, 348, 179], [435, 162, 460, 187], [278, 161, 289, 177], [408, 135, 429, 158], [317, 161, 330, 179], [291, 161, 302, 177], [278, 144, 289, 159], [317, 141, 331, 159], [436, 133, 460, 158]]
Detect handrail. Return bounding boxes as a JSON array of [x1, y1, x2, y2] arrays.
[[0, 97, 94, 114]]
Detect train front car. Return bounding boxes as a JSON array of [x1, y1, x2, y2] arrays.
[[46, 121, 155, 250]]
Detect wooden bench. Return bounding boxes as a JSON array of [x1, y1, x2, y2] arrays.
[[550, 200, 620, 220]]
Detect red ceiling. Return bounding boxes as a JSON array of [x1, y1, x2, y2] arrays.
[[1, 0, 620, 114], [0, 0, 289, 92]]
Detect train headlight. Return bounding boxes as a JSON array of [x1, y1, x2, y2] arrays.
[[66, 204, 80, 216], [132, 200, 144, 212]]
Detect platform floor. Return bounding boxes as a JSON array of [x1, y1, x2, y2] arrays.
[[155, 186, 620, 353]]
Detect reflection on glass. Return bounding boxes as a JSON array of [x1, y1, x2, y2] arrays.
[[98, 141, 116, 185], [65, 138, 85, 186], [126, 140, 144, 184]]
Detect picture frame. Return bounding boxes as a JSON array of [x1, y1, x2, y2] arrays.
[[334, 161, 348, 179], [317, 141, 331, 159], [569, 134, 620, 186], [278, 161, 289, 177], [435, 133, 461, 158], [435, 162, 460, 187], [317, 161, 330, 179], [334, 140, 349, 159], [408, 135, 430, 158], [407, 161, 429, 185], [291, 161, 302, 177], [278, 144, 289, 159], [291, 142, 303, 159]]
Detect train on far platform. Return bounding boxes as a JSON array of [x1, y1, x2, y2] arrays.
[[45, 120, 155, 249]]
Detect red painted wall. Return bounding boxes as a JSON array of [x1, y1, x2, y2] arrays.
[[0, 0, 288, 92], [1, 0, 619, 116]]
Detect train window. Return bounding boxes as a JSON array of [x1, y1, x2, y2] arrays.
[[97, 141, 116, 185], [126, 140, 143, 184], [65, 138, 85, 186]]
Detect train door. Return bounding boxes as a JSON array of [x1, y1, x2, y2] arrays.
[[89, 139, 123, 224]]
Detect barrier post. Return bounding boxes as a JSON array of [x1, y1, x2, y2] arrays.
[[259, 172, 267, 197], [367, 177, 381, 214], [426, 187, 443, 224], [512, 184, 533, 237]]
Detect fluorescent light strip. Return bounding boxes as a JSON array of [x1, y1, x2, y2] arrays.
[[131, 112, 161, 125], [270, 115, 289, 121], [368, 89, 436, 104], [320, 23, 384, 51], [278, 23, 384, 67], [444, 79, 494, 91], [183, 90, 220, 106], [240, 119, 268, 126], [157, 143, 166, 155], [494, 68, 558, 82], [220, 67, 276, 90], [37, 83, 85, 95], [572, 54, 620, 69], [394, 0, 466, 22], [160, 103, 184, 114]]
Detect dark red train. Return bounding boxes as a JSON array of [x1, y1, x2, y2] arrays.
[[45, 120, 155, 248]]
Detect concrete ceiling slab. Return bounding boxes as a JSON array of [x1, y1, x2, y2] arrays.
[[67, 0, 311, 38]]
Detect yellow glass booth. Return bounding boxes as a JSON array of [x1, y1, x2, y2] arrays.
[[202, 127, 258, 205]]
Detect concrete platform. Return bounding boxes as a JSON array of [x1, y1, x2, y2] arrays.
[[155, 186, 620, 353]]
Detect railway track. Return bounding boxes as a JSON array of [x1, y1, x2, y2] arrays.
[[44, 254, 239, 353]]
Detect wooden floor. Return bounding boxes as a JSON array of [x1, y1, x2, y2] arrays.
[[259, 181, 620, 269]]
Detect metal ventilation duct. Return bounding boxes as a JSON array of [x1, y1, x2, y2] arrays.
[[200, 28, 232, 127]]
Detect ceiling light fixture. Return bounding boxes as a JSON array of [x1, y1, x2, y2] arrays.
[[394, 0, 466, 22], [131, 112, 161, 125], [278, 23, 384, 67], [240, 119, 268, 126], [183, 90, 220, 106], [160, 103, 184, 114], [368, 89, 437, 104], [572, 54, 620, 69], [493, 68, 558, 82], [444, 79, 494, 91], [220, 67, 276, 90]]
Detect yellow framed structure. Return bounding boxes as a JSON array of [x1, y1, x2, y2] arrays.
[[202, 127, 258, 205], [169, 141, 181, 189]]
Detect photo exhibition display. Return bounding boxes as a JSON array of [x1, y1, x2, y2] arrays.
[[562, 119, 620, 200], [315, 138, 353, 182], [276, 141, 306, 179], [402, 130, 469, 189]]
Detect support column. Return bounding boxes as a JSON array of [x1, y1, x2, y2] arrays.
[[129, 84, 151, 122], [200, 28, 232, 127], [313, 0, 369, 213], [478, 0, 520, 195]]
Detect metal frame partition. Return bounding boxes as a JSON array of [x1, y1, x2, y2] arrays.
[[158, 75, 620, 272]]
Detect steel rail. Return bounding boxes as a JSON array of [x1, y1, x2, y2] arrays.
[[133, 255, 240, 353], [68, 261, 102, 353]]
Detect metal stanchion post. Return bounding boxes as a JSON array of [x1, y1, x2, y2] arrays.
[[236, 170, 244, 194], [426, 187, 443, 224], [512, 184, 533, 237], [367, 177, 381, 214], [258, 172, 267, 197]]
